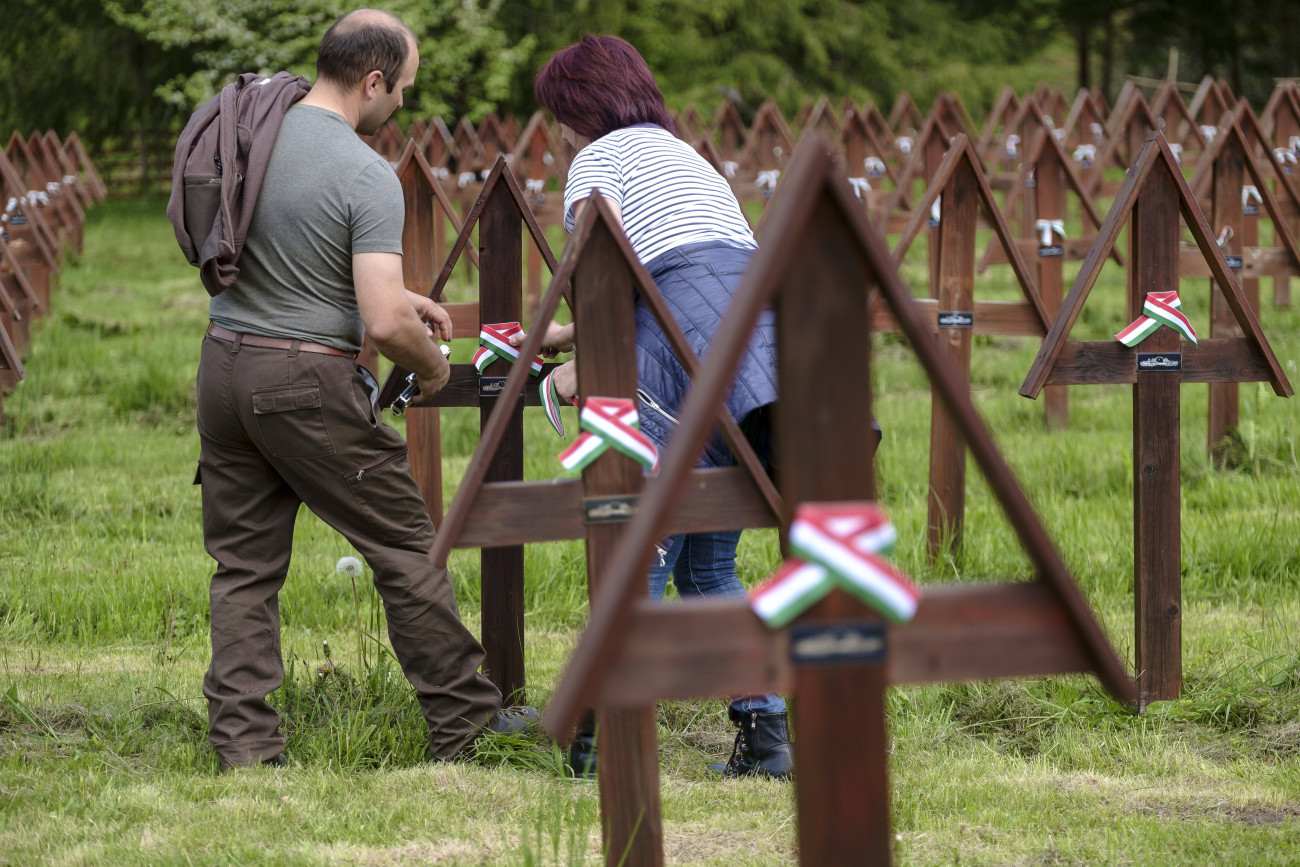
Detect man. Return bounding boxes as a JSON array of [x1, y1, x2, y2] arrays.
[[196, 9, 532, 772]]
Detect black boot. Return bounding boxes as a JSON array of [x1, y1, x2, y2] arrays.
[[565, 710, 598, 779], [708, 708, 793, 780]]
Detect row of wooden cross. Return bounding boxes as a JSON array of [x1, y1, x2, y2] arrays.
[[375, 102, 1291, 861], [0, 130, 105, 422]]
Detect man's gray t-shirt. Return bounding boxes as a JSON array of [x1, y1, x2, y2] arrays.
[[210, 104, 403, 352]]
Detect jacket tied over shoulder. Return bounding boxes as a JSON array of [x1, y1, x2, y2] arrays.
[[167, 72, 311, 297]]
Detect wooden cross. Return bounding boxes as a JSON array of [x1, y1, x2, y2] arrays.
[[976, 85, 1022, 165], [378, 153, 562, 699], [61, 132, 107, 203], [888, 133, 1052, 561], [542, 136, 1136, 866], [1186, 103, 1300, 459], [1021, 131, 1293, 708], [424, 187, 783, 865], [981, 113, 1128, 428], [0, 147, 61, 283], [1189, 75, 1233, 129]]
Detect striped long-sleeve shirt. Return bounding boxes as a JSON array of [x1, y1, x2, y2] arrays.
[[563, 124, 756, 265]]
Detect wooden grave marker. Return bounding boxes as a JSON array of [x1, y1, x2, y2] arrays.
[[980, 118, 1129, 428], [1088, 89, 1162, 196], [976, 85, 1022, 165], [1186, 104, 1300, 459], [713, 100, 748, 164], [0, 230, 41, 355], [839, 106, 911, 220], [0, 151, 58, 314], [62, 132, 106, 202], [1188, 74, 1232, 132], [378, 154, 562, 699], [733, 100, 796, 202], [509, 111, 564, 313], [889, 134, 1052, 560], [429, 187, 783, 866], [542, 136, 1136, 866], [888, 91, 924, 137], [1021, 131, 1293, 708]]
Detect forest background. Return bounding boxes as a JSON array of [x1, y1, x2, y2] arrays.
[[3, 0, 1300, 184]]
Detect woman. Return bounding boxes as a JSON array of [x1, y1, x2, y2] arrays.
[[528, 35, 790, 780]]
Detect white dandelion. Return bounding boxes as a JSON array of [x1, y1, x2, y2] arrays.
[[336, 556, 363, 578]]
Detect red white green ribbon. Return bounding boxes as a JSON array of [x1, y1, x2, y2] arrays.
[[540, 370, 573, 437], [557, 397, 658, 473], [750, 502, 920, 628], [1115, 291, 1198, 347], [473, 322, 544, 376]]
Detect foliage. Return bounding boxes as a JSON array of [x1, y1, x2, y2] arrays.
[[103, 0, 536, 121]]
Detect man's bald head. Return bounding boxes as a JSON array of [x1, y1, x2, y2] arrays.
[[317, 9, 415, 93]]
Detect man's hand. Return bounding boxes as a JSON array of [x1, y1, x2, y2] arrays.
[[406, 291, 453, 341]]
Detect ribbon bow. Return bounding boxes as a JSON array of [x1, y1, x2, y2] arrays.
[[557, 397, 658, 473], [1274, 149, 1297, 167], [1200, 125, 1218, 143], [1291, 136, 1300, 154], [1115, 291, 1198, 347], [1169, 143, 1183, 165], [457, 171, 477, 188], [749, 502, 919, 627], [722, 161, 738, 179], [1089, 122, 1104, 143], [1052, 128, 1067, 142], [1035, 219, 1065, 247], [1073, 144, 1097, 165], [1004, 134, 1020, 160], [848, 177, 872, 199], [756, 170, 781, 192], [1242, 185, 1262, 209], [865, 156, 886, 178], [473, 323, 544, 376], [896, 136, 914, 156], [524, 178, 545, 195], [929, 196, 942, 225]]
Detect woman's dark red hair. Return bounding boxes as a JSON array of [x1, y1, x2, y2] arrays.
[[534, 35, 676, 141]]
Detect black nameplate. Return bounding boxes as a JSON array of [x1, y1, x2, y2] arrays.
[[1225, 255, 1243, 270], [937, 311, 973, 329], [1243, 205, 1259, 216], [790, 623, 886, 665], [927, 218, 940, 229], [1025, 177, 1036, 187], [582, 495, 638, 524], [1137, 352, 1183, 372], [478, 377, 524, 398], [1038, 245, 1065, 258]]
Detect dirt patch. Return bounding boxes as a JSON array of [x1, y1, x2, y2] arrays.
[[1138, 801, 1300, 826]]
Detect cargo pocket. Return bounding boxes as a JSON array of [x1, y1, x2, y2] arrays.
[[252, 383, 335, 458], [344, 448, 428, 543]]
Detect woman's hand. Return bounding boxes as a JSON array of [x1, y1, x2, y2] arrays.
[[509, 321, 575, 358], [549, 360, 578, 402]]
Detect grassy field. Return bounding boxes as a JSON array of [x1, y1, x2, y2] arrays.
[[1, 194, 1298, 865]]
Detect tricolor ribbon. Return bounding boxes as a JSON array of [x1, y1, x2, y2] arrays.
[[557, 397, 658, 473], [1035, 219, 1065, 247], [1242, 185, 1262, 209], [749, 502, 920, 628], [473, 323, 544, 376], [1115, 291, 1198, 347], [1274, 149, 1297, 168], [848, 177, 871, 199], [540, 370, 574, 437]]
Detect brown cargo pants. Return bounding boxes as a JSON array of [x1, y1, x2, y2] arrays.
[[195, 332, 501, 769]]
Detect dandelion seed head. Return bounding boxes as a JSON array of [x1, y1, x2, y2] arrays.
[[336, 556, 363, 577]]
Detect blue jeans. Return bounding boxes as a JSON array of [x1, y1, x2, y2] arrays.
[[648, 530, 786, 715]]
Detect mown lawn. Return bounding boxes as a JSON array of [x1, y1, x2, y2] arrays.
[[1, 194, 1298, 865]]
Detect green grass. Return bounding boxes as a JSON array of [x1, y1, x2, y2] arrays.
[[1, 194, 1298, 864]]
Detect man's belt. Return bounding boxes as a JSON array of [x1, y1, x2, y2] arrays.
[[206, 323, 357, 359]]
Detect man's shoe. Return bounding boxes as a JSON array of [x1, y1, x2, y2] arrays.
[[708, 709, 792, 780], [488, 705, 540, 734]]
